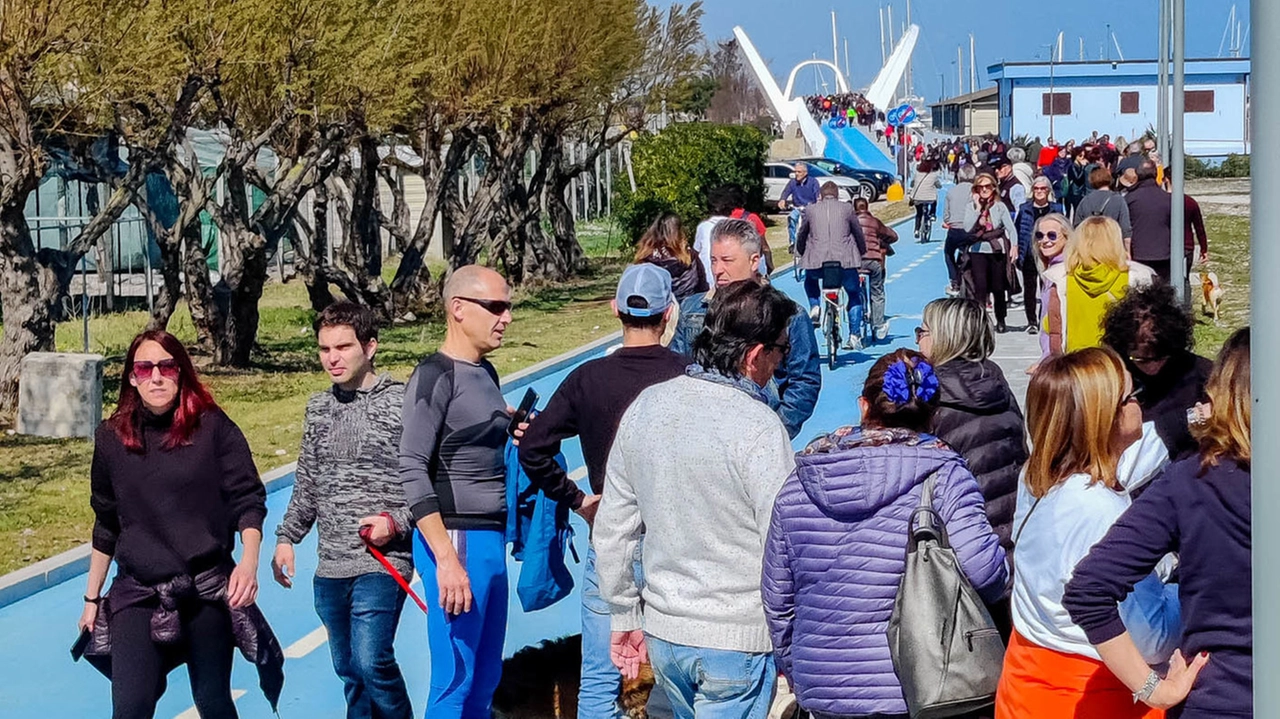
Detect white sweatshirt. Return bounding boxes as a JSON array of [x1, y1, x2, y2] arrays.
[[594, 375, 796, 654]]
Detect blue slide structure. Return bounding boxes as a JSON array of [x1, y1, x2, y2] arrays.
[[821, 123, 898, 176]]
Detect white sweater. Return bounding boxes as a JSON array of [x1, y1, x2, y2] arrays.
[[594, 375, 796, 653], [1010, 422, 1169, 659]]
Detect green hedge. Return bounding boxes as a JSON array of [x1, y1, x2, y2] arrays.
[[1185, 153, 1250, 179], [616, 123, 768, 242]]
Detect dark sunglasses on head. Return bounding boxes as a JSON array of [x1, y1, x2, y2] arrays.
[[457, 296, 513, 316], [132, 359, 180, 381], [1034, 231, 1061, 243]]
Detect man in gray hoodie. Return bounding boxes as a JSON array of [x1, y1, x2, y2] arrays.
[[272, 301, 415, 719]]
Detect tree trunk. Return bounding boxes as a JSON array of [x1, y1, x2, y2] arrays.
[[147, 230, 182, 332], [0, 204, 58, 419], [293, 189, 336, 313], [183, 220, 223, 356]]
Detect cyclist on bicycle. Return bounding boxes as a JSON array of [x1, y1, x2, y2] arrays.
[[778, 162, 821, 253], [854, 197, 898, 342], [908, 158, 942, 242], [795, 182, 868, 350]]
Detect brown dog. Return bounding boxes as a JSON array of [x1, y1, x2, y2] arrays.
[[492, 634, 656, 719], [1200, 271, 1224, 323]]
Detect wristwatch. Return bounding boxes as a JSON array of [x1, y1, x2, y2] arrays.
[[1133, 670, 1161, 704], [84, 595, 103, 605]]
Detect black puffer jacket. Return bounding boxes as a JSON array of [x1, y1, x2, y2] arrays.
[[929, 359, 1028, 551], [641, 252, 708, 300]]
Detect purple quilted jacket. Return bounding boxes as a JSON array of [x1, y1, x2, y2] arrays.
[[762, 427, 1009, 717]]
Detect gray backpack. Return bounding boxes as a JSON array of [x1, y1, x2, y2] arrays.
[[886, 473, 1005, 718]]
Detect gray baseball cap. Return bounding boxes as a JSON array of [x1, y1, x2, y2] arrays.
[[615, 263, 674, 317]]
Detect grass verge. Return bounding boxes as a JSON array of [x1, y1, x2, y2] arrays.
[[0, 221, 628, 575], [1191, 213, 1250, 355]]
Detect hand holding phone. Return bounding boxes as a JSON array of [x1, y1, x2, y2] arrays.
[[508, 388, 538, 437]]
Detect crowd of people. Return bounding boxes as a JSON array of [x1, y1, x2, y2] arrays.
[[803, 92, 880, 128], [73, 144, 1249, 719]]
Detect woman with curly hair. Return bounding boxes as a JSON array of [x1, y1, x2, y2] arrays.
[[763, 349, 1007, 719], [1102, 283, 1213, 461], [1064, 328, 1251, 718]]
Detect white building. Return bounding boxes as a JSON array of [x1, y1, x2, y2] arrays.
[[987, 58, 1250, 156]]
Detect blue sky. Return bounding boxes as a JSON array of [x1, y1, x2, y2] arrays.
[[674, 0, 1250, 102]]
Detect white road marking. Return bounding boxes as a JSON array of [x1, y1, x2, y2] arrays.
[[283, 625, 329, 659], [885, 245, 944, 286]]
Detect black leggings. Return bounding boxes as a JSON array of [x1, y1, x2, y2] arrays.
[[966, 252, 1008, 322], [111, 600, 238, 719], [913, 201, 937, 237]]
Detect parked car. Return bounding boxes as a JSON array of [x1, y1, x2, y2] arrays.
[[763, 162, 860, 210], [787, 157, 894, 202]]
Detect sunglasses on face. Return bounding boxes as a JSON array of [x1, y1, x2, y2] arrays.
[[1120, 383, 1144, 408], [1034, 231, 1061, 243], [1033, 186, 1050, 192], [766, 341, 792, 357], [975, 184, 995, 192], [457, 296, 513, 316], [914, 326, 930, 342], [132, 359, 180, 381]]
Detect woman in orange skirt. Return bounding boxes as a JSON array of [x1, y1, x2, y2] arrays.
[[995, 348, 1176, 719]]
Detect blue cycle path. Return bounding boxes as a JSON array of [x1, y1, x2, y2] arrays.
[[0, 209, 952, 719]]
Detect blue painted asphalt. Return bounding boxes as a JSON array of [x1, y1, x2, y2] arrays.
[[0, 211, 951, 718]]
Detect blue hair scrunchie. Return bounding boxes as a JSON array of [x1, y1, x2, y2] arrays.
[[882, 359, 940, 405]]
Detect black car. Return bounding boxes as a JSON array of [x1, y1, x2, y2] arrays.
[[788, 157, 895, 202]]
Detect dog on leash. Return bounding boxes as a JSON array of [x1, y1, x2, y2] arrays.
[[491, 634, 656, 719], [1200, 271, 1224, 323]]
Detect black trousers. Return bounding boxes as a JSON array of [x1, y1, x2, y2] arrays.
[[1022, 260, 1040, 327], [1141, 258, 1173, 285], [111, 600, 238, 719], [967, 252, 1008, 322], [944, 228, 970, 287]]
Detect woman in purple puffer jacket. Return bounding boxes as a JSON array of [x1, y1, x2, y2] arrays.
[[763, 349, 1009, 719]]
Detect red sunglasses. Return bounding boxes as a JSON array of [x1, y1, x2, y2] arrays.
[[132, 359, 180, 381]]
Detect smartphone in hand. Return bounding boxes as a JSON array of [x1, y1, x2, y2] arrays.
[[508, 388, 538, 437]]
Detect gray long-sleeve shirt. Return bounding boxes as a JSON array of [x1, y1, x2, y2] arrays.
[[276, 373, 415, 578], [398, 353, 509, 530], [1074, 189, 1132, 239]]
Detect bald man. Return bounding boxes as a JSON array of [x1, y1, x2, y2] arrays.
[[398, 265, 515, 718]]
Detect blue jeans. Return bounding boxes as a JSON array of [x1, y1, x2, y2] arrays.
[[313, 573, 413, 719], [645, 636, 777, 719], [414, 529, 509, 719], [787, 208, 802, 247], [803, 268, 865, 339], [580, 545, 645, 719]]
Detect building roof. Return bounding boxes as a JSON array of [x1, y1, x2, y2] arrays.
[[988, 57, 1250, 82], [929, 86, 998, 109]]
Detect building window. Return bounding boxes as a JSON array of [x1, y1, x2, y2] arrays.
[[1186, 90, 1215, 113], [1042, 92, 1071, 116], [1120, 92, 1140, 114]]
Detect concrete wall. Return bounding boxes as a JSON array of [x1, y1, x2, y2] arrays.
[[16, 353, 103, 439], [969, 107, 999, 136]]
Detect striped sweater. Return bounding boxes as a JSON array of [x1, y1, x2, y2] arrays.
[[276, 373, 415, 578]]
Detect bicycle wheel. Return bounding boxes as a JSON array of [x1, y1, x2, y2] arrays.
[[825, 306, 838, 370]]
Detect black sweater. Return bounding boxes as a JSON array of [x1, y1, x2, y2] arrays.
[[929, 359, 1028, 551], [1064, 457, 1251, 719], [519, 344, 688, 498], [91, 408, 267, 585], [1133, 352, 1212, 462]]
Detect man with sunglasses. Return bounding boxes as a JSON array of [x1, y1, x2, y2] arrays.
[[398, 265, 518, 719], [1016, 176, 1064, 333]]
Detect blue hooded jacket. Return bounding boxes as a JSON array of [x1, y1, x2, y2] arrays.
[[762, 428, 1008, 717]]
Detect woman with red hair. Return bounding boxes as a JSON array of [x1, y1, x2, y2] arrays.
[[77, 330, 278, 718]]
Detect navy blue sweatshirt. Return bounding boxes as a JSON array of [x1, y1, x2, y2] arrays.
[[1063, 456, 1251, 719]]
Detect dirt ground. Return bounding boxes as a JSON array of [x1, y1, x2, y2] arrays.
[[1187, 177, 1250, 216]]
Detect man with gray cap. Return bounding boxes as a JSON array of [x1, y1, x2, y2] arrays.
[[518, 263, 688, 719]]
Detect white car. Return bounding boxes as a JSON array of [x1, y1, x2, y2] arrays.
[[763, 162, 860, 210]]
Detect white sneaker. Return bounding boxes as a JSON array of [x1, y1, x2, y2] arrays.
[[875, 322, 891, 340], [843, 334, 863, 351], [944, 284, 960, 297], [809, 306, 821, 323]]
